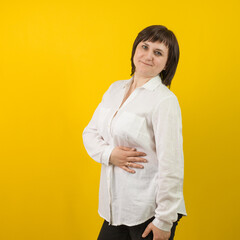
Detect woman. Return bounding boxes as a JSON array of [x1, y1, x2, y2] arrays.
[[82, 25, 187, 240]]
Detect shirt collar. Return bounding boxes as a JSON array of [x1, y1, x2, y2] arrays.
[[123, 74, 163, 91]]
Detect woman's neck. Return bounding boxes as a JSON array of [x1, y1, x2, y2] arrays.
[[131, 73, 155, 89]]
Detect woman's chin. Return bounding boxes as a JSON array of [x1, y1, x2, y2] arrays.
[[134, 70, 155, 78]]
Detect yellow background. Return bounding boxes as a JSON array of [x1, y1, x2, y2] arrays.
[[0, 0, 239, 239]]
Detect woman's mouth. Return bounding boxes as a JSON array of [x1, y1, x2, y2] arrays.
[[141, 61, 152, 66]]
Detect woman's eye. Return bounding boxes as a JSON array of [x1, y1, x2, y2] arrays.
[[155, 51, 162, 56], [142, 45, 147, 49]]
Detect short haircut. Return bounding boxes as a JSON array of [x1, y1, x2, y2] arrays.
[[130, 25, 180, 89]]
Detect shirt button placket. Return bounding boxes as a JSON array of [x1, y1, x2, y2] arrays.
[[106, 165, 112, 225], [108, 108, 119, 138]]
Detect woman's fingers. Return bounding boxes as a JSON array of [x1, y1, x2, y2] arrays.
[[118, 146, 147, 159], [120, 162, 144, 174], [114, 146, 148, 173], [119, 146, 136, 151], [127, 156, 148, 163], [127, 162, 144, 169], [120, 166, 135, 174], [126, 150, 147, 157]]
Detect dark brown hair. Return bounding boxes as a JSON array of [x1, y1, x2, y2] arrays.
[[130, 25, 180, 89]]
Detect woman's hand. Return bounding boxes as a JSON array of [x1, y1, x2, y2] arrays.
[[142, 222, 171, 240], [109, 146, 147, 173]]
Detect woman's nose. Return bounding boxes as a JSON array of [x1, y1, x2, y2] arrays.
[[145, 50, 153, 60]]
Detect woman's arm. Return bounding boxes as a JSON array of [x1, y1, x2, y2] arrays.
[[82, 83, 148, 169], [82, 86, 114, 166], [151, 95, 184, 232]]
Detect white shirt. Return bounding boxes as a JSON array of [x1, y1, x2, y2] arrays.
[[82, 74, 187, 231]]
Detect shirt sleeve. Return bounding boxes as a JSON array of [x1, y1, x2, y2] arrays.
[[151, 95, 184, 232], [82, 84, 115, 166]]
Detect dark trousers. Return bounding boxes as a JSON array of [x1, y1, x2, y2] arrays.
[[97, 214, 183, 240]]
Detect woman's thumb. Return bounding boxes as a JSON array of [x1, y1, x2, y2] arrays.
[[119, 146, 136, 151], [142, 225, 151, 238]]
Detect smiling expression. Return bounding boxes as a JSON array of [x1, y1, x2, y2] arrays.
[[133, 40, 169, 78]]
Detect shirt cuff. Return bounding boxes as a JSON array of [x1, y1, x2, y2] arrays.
[[101, 145, 115, 166], [152, 218, 173, 232]]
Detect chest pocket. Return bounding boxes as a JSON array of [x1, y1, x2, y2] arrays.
[[114, 111, 147, 141], [97, 106, 111, 135]]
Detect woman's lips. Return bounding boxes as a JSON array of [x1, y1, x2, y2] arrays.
[[140, 61, 152, 66]]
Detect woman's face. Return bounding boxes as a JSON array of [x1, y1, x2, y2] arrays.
[[133, 40, 169, 78]]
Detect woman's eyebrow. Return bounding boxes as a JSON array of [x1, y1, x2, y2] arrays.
[[143, 42, 164, 53]]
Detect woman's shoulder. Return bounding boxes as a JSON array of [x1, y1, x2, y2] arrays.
[[106, 78, 129, 93], [155, 82, 179, 103], [110, 79, 129, 88]]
